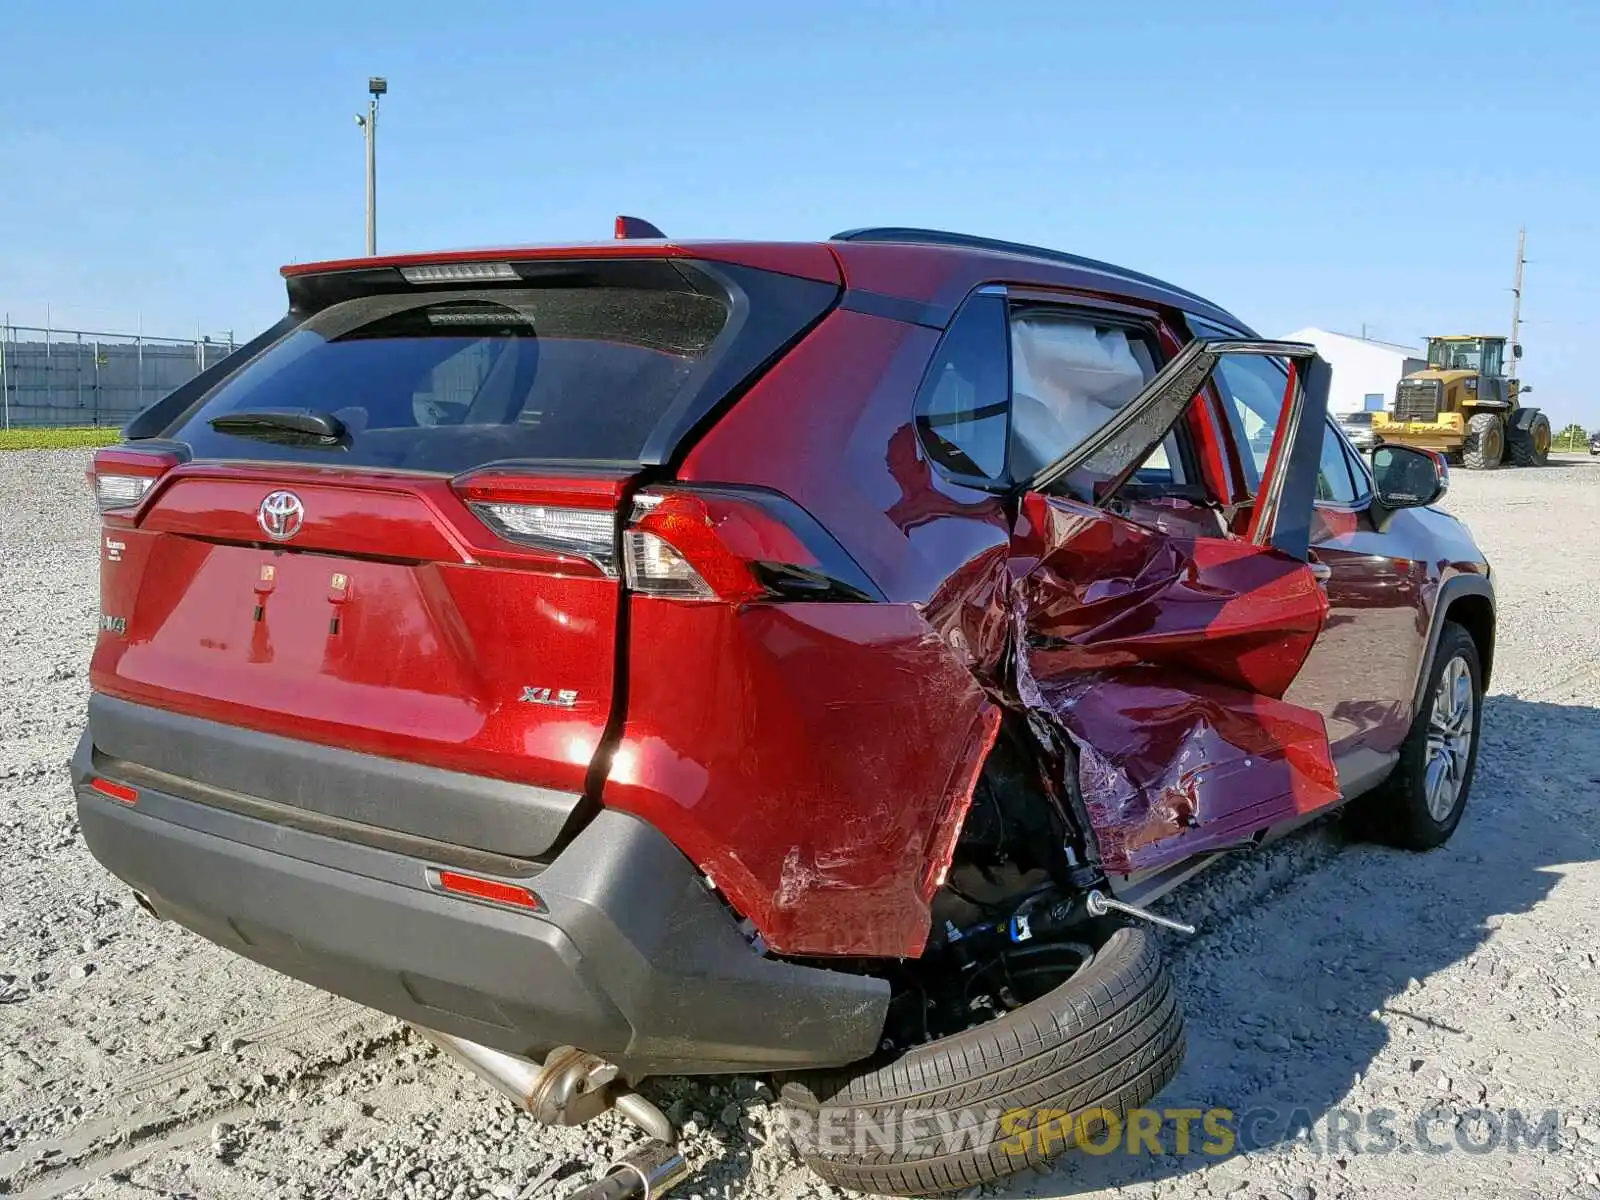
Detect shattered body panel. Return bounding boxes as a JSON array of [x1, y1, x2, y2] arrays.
[[1008, 494, 1338, 875]]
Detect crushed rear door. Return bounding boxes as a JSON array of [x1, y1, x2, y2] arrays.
[[1005, 339, 1341, 876]]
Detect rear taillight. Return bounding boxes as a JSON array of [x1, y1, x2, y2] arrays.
[[472, 503, 616, 569], [87, 447, 181, 515], [623, 487, 882, 604], [451, 470, 628, 574]]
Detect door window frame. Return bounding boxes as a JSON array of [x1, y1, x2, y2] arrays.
[[1025, 334, 1333, 562]]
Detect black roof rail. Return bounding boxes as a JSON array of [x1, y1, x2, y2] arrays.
[[830, 226, 1218, 312]]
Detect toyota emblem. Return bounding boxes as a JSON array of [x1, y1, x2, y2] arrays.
[[257, 490, 305, 541]]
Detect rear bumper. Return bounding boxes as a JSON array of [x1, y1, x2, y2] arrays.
[[73, 727, 887, 1078]]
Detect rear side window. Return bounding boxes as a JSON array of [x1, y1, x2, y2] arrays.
[[171, 287, 729, 473], [914, 294, 1011, 482]]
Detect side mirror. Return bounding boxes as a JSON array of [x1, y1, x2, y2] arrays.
[[1372, 445, 1448, 509], [1513, 343, 1523, 359]]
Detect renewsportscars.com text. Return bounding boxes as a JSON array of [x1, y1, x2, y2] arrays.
[[781, 1105, 1564, 1160]]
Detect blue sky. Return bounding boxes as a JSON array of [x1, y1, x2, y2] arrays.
[[3, 0, 1597, 427]]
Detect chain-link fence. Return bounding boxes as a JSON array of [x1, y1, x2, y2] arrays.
[[0, 320, 236, 429]]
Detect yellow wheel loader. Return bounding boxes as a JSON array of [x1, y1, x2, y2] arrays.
[[1373, 335, 1550, 469]]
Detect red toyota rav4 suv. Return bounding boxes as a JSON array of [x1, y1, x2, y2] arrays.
[[78, 227, 1492, 1196]]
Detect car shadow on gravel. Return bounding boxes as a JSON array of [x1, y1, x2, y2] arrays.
[[1006, 694, 1600, 1198]]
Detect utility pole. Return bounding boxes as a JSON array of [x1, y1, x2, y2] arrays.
[[1509, 226, 1526, 378], [356, 77, 387, 255]]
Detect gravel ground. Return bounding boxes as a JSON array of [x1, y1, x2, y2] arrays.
[[3, 449, 1599, 1200]]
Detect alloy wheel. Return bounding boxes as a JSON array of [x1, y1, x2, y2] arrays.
[[1423, 655, 1475, 821]]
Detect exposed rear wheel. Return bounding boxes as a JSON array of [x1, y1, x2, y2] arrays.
[[1508, 411, 1551, 466], [778, 925, 1183, 1196], [1462, 412, 1504, 469]]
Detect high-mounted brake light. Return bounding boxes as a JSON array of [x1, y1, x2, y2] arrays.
[[624, 487, 883, 605], [399, 262, 518, 284], [87, 448, 180, 515], [428, 869, 544, 912]]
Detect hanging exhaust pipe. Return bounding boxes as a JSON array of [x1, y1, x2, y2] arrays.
[[562, 1140, 691, 1200], [409, 1026, 674, 1142]]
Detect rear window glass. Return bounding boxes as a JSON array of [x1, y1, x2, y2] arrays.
[[170, 287, 729, 472]]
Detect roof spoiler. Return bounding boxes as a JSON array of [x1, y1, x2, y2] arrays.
[[615, 215, 666, 239]]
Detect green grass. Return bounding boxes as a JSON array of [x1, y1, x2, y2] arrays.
[[0, 426, 123, 451]]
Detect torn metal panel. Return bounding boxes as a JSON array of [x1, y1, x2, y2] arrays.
[[1013, 493, 1329, 701], [917, 487, 1339, 890], [1011, 493, 1338, 876], [1035, 667, 1339, 874]]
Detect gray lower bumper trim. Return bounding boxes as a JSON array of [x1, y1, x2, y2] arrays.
[[74, 731, 888, 1078]]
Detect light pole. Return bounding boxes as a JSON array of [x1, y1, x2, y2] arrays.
[[356, 77, 387, 255]]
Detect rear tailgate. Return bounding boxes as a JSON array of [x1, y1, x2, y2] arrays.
[[93, 465, 627, 817], [89, 255, 839, 859]]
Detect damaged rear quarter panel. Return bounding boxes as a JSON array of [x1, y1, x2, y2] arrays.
[[601, 599, 999, 958]]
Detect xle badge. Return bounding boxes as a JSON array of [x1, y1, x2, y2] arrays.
[[520, 687, 579, 708]]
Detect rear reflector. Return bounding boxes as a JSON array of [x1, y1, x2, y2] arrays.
[[88, 777, 138, 806], [430, 870, 544, 912], [399, 262, 518, 284]]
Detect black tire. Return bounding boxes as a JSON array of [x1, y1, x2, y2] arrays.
[[1461, 411, 1504, 469], [778, 926, 1183, 1196], [1348, 622, 1482, 850], [1507, 410, 1551, 466]]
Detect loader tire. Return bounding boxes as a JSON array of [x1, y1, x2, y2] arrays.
[[1508, 410, 1551, 466], [1462, 412, 1504, 469], [778, 926, 1184, 1196]]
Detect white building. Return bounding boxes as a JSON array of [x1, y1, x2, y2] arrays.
[[1279, 328, 1427, 416]]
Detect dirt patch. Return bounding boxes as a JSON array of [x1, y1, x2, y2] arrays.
[[3, 450, 1598, 1199]]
